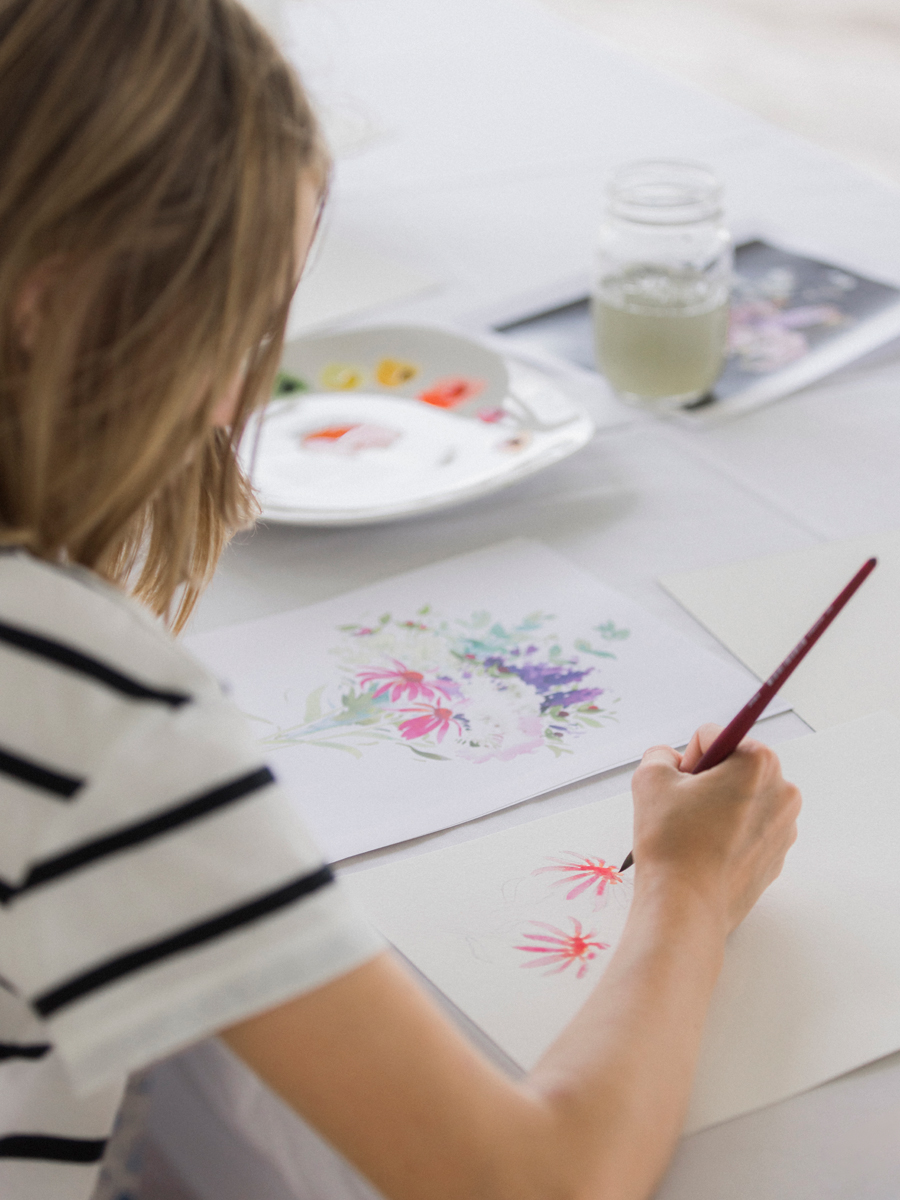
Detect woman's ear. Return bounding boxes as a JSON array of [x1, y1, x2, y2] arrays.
[[13, 257, 67, 351]]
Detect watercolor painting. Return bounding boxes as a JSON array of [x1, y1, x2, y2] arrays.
[[251, 605, 630, 765], [188, 540, 782, 862], [726, 267, 848, 374], [509, 851, 627, 980], [463, 845, 631, 985]]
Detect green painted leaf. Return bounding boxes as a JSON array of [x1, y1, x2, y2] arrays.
[[308, 740, 363, 758], [304, 684, 326, 724], [594, 620, 630, 640], [408, 746, 449, 761], [243, 711, 275, 727], [574, 637, 616, 659]]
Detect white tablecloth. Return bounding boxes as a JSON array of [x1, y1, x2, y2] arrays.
[[143, 2, 900, 1196]]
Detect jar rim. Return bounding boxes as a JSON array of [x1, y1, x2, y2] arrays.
[[607, 160, 723, 225]]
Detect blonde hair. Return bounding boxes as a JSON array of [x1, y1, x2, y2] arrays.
[[0, 0, 325, 629]]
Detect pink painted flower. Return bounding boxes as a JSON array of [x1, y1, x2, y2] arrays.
[[397, 703, 464, 743], [534, 855, 623, 902], [357, 660, 451, 703], [514, 919, 609, 979]]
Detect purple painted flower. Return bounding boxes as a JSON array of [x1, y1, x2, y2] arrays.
[[540, 687, 604, 713], [483, 657, 594, 693]]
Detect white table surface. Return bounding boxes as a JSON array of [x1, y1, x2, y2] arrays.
[[145, 1, 900, 1196]]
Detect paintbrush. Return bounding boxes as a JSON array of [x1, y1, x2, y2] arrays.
[[619, 556, 877, 873]]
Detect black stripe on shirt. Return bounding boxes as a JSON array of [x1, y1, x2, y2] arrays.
[[34, 864, 335, 1017], [3, 767, 275, 904], [0, 745, 83, 799], [0, 619, 191, 708], [0, 1042, 50, 1061], [0, 1134, 106, 1163]]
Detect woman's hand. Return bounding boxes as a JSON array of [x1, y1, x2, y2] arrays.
[[631, 724, 801, 933]]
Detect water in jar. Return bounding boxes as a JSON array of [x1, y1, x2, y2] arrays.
[[594, 264, 729, 405]]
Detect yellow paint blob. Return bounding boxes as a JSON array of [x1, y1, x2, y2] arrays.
[[375, 358, 418, 387], [320, 363, 363, 390]]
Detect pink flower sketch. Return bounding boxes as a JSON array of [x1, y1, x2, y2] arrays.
[[515, 919, 609, 979], [357, 659, 452, 704], [534, 854, 623, 902], [398, 703, 465, 743]]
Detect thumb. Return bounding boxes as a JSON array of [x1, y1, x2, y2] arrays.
[[640, 743, 682, 771]]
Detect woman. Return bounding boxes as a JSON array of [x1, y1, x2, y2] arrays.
[[0, 2, 800, 1198]]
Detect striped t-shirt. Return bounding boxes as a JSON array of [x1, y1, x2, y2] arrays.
[[0, 551, 382, 1200]]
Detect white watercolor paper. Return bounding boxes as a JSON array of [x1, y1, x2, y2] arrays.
[[186, 540, 785, 861], [661, 530, 900, 731], [346, 712, 900, 1133]]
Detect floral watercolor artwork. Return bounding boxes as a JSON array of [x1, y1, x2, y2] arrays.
[[727, 282, 847, 374], [514, 919, 610, 979], [188, 539, 783, 862], [254, 606, 630, 765], [503, 850, 628, 980]]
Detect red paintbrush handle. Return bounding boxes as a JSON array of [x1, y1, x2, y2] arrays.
[[690, 555, 876, 775]]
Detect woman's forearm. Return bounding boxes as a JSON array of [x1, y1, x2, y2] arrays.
[[223, 737, 798, 1200], [524, 871, 726, 1200], [223, 878, 727, 1200]]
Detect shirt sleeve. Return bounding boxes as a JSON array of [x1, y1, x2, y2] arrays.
[[1, 687, 384, 1096]]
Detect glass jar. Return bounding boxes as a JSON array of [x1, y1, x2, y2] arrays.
[[592, 160, 732, 410]]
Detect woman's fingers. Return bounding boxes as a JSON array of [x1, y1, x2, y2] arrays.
[[640, 743, 682, 770], [632, 734, 801, 932], [679, 722, 724, 773]]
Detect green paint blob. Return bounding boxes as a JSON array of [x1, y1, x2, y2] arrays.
[[273, 371, 309, 396]]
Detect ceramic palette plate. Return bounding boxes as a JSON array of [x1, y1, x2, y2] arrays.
[[244, 325, 594, 525]]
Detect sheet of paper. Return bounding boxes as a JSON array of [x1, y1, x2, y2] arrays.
[[660, 530, 900, 731], [186, 540, 784, 861], [287, 229, 439, 337], [347, 712, 900, 1133], [281, 0, 781, 195]]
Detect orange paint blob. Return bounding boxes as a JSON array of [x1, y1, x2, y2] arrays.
[[418, 377, 485, 408], [303, 425, 357, 443]]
